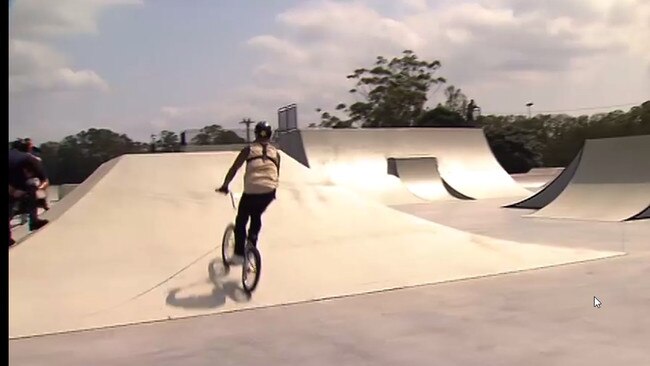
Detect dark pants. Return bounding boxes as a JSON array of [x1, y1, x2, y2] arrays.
[[234, 190, 276, 256], [9, 185, 39, 241]]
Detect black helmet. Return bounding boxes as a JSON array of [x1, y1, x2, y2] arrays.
[[254, 121, 273, 139], [11, 139, 27, 152]]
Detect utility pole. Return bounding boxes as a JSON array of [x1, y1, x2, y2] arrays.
[[526, 102, 534, 119], [150, 134, 157, 153], [239, 118, 254, 142]]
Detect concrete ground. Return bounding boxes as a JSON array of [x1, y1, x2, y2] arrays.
[[10, 199, 650, 366]]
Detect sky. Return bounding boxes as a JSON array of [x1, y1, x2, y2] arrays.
[[8, 0, 650, 143]]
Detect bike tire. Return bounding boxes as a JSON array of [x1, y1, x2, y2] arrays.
[[242, 244, 262, 294], [221, 223, 236, 268]]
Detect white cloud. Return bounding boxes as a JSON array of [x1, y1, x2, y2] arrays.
[[9, 39, 109, 94], [160, 106, 182, 118], [276, 1, 423, 49], [9, 0, 142, 38], [8, 39, 66, 75], [8, 0, 141, 95], [10, 68, 109, 94], [247, 35, 311, 63], [233, 0, 649, 123], [399, 0, 429, 12]]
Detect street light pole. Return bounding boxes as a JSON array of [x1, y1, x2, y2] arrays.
[[526, 102, 534, 119]]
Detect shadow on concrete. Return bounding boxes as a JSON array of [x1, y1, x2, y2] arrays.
[[165, 259, 250, 309]]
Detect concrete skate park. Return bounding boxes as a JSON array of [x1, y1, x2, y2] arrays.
[[9, 128, 650, 365]]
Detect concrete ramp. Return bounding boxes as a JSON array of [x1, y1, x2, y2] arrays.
[[10, 158, 121, 244], [277, 128, 425, 205], [505, 150, 582, 209], [387, 157, 472, 201], [528, 135, 650, 221], [277, 128, 530, 204], [510, 167, 564, 192], [9, 152, 621, 338], [632, 205, 650, 220]]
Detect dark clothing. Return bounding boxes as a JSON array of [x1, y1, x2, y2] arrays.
[[234, 190, 276, 256], [9, 149, 48, 244], [466, 102, 475, 121], [8, 149, 47, 190], [8, 185, 40, 243]]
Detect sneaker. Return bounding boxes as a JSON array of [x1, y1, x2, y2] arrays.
[[29, 219, 49, 231]]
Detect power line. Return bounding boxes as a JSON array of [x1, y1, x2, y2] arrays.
[[486, 101, 645, 116], [535, 101, 644, 114]]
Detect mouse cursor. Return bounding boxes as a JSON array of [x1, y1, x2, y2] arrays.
[[593, 296, 602, 308]]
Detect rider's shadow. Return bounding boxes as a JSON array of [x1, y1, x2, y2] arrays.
[[165, 259, 250, 309]]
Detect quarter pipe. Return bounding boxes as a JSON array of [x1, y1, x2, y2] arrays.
[[527, 135, 650, 221], [387, 157, 472, 201], [505, 150, 583, 209]]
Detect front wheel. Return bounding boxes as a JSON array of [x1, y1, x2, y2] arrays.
[[242, 244, 262, 294], [221, 223, 236, 269]]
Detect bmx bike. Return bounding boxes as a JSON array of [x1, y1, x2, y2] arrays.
[[219, 191, 262, 295]]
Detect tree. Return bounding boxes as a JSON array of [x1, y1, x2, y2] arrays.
[[45, 128, 140, 183], [315, 108, 350, 128], [319, 50, 446, 128], [191, 124, 246, 145], [477, 100, 650, 170], [156, 130, 180, 152], [485, 125, 541, 174], [443, 85, 468, 116], [37, 141, 62, 184], [414, 105, 466, 127]]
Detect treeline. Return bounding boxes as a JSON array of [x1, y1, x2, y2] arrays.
[[18, 124, 245, 185], [479, 102, 650, 172]]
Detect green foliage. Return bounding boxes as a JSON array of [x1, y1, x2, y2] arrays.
[[318, 50, 446, 128], [481, 119, 544, 173], [156, 130, 180, 152], [38, 128, 147, 184], [314, 108, 346, 128], [191, 124, 246, 145], [414, 105, 467, 127], [477, 101, 650, 171], [16, 124, 245, 184], [443, 85, 468, 116]]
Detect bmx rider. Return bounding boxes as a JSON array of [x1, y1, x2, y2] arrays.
[[9, 140, 50, 246], [216, 121, 280, 263]]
